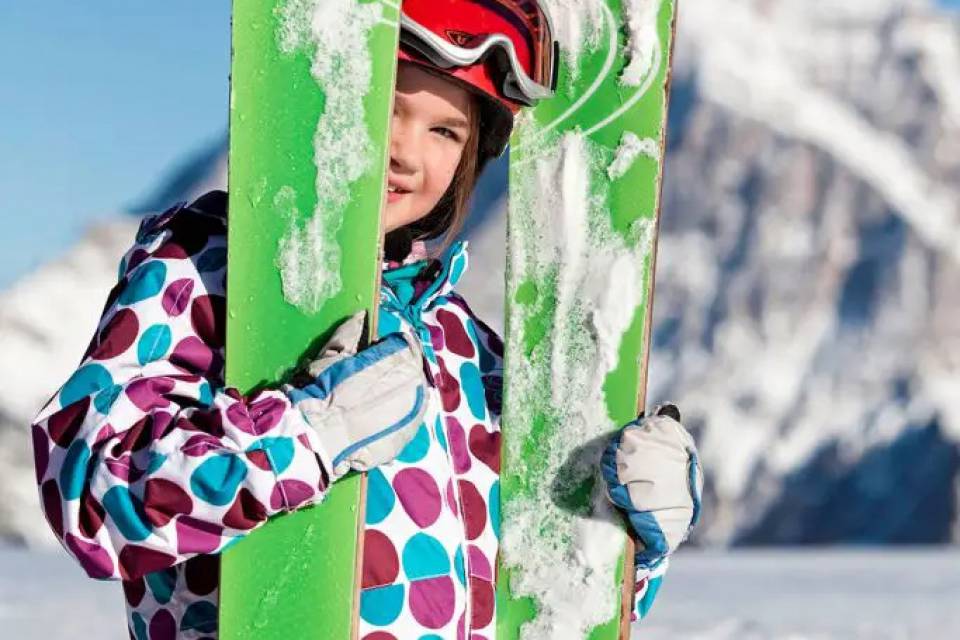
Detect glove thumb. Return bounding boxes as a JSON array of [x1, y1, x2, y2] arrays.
[[308, 311, 366, 378]]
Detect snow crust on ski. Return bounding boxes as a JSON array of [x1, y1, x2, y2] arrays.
[[219, 1, 399, 638], [497, 1, 678, 638]]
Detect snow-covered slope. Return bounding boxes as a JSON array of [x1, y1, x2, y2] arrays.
[[3, 0, 960, 548], [5, 547, 959, 639]]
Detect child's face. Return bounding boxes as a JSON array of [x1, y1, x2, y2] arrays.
[[383, 62, 473, 234]]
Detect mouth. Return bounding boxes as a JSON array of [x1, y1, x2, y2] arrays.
[[386, 181, 412, 203]]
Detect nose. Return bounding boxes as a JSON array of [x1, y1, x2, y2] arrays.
[[389, 115, 420, 175]]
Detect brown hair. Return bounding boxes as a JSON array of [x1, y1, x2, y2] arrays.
[[405, 96, 482, 255]]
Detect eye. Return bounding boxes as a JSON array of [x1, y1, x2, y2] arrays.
[[432, 126, 462, 142]]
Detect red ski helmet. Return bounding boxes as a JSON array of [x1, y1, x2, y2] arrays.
[[397, 0, 559, 160]]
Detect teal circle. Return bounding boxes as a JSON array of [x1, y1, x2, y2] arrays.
[[59, 440, 91, 501], [137, 324, 172, 365], [247, 437, 295, 474], [419, 636, 444, 640], [103, 486, 152, 541], [145, 568, 176, 605], [198, 381, 213, 407], [190, 454, 248, 506], [145, 452, 168, 476], [433, 416, 447, 452], [489, 481, 501, 540], [131, 611, 147, 640], [94, 384, 122, 414], [180, 601, 218, 633], [402, 532, 450, 580], [359, 583, 405, 626], [365, 468, 395, 525], [459, 361, 486, 421], [453, 545, 465, 587], [396, 423, 430, 463], [119, 261, 167, 305], [60, 363, 113, 408]]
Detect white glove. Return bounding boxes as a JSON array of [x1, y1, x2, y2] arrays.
[[601, 404, 703, 570], [285, 311, 429, 479]]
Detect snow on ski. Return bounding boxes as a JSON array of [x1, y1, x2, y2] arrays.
[[497, 0, 678, 638]]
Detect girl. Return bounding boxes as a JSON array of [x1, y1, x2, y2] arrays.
[[31, 0, 701, 638]]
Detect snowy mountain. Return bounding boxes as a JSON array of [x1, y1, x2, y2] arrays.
[[3, 0, 959, 548], [647, 0, 960, 545]]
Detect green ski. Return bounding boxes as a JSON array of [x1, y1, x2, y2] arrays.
[[219, 0, 401, 638], [497, 0, 678, 638]]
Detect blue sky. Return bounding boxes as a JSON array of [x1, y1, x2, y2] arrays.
[[0, 1, 229, 288]]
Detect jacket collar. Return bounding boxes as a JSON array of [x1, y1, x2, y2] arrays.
[[381, 240, 469, 315]]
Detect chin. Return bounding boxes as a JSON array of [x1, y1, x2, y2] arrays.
[[385, 206, 427, 233]]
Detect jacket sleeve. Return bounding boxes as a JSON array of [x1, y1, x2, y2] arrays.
[[632, 559, 669, 623], [31, 197, 333, 582]]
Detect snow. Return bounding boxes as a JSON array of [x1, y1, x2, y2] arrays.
[[540, 0, 606, 83], [501, 121, 656, 637], [274, 0, 384, 312], [621, 0, 663, 86], [638, 548, 960, 639], [5, 547, 958, 640], [608, 132, 660, 180]]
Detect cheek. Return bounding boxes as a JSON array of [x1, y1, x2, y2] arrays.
[[422, 145, 463, 203]]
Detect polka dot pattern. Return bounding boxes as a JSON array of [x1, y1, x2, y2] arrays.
[[396, 423, 430, 463], [189, 454, 247, 506], [35, 203, 525, 639], [459, 362, 486, 421], [88, 308, 139, 360], [59, 440, 91, 501], [103, 485, 152, 541], [46, 398, 89, 448], [60, 364, 114, 408], [137, 324, 172, 365], [360, 584, 405, 626], [402, 533, 450, 580], [363, 529, 400, 588], [393, 468, 442, 528], [436, 309, 475, 359], [458, 481, 487, 541], [119, 261, 167, 306], [410, 576, 456, 629], [366, 468, 396, 525], [161, 278, 194, 317], [143, 478, 193, 527]]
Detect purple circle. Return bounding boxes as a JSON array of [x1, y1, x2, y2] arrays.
[[393, 468, 442, 528], [409, 575, 455, 629]]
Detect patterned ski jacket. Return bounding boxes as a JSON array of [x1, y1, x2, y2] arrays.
[[32, 190, 665, 639]]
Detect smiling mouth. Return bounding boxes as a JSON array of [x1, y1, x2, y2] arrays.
[[387, 185, 411, 194]]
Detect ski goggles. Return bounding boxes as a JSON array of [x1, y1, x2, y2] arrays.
[[398, 0, 559, 106]]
